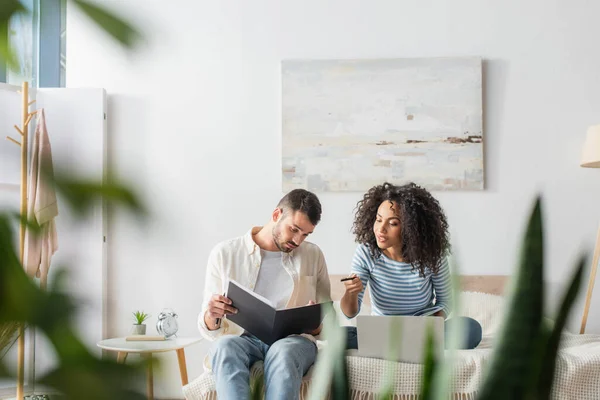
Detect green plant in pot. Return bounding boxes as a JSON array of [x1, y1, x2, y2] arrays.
[[132, 311, 150, 335]]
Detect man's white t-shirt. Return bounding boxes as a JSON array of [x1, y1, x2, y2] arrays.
[[254, 249, 293, 309]]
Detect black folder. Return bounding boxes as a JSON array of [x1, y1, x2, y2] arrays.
[[225, 279, 331, 345]]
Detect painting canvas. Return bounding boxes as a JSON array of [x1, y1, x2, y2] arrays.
[[281, 57, 483, 192]]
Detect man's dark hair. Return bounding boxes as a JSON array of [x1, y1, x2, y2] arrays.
[[277, 189, 322, 226]]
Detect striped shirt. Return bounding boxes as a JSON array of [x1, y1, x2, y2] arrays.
[[351, 244, 452, 317]]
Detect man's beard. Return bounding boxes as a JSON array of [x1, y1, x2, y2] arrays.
[[272, 224, 294, 253]]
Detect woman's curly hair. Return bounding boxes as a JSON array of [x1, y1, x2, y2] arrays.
[[352, 182, 450, 276]]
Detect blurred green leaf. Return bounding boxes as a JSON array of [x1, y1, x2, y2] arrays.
[[0, 215, 43, 325], [478, 198, 545, 399], [0, 357, 8, 377], [0, 213, 150, 397], [0, 320, 20, 358], [0, 0, 24, 70], [250, 369, 264, 400], [377, 318, 402, 399], [431, 266, 463, 400], [420, 325, 438, 400], [0, 0, 24, 23], [72, 0, 140, 48], [331, 352, 349, 400], [8, 211, 41, 235], [307, 304, 347, 400], [39, 360, 147, 400], [0, 218, 76, 330], [534, 255, 585, 399], [53, 175, 146, 218]]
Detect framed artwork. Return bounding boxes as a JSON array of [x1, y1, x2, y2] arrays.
[[282, 57, 483, 192]]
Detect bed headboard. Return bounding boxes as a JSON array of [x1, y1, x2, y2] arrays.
[[329, 274, 508, 304]]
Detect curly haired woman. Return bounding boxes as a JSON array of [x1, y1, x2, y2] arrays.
[[341, 182, 482, 350]]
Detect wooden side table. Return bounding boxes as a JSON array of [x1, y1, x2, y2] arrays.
[[97, 337, 203, 400]]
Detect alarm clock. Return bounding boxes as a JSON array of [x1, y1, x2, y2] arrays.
[[156, 308, 179, 338]]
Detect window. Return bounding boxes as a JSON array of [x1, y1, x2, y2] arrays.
[[5, 0, 35, 85], [1, 0, 66, 88]]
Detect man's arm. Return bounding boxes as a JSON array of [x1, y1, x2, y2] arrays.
[[315, 247, 332, 303], [309, 247, 331, 336], [198, 246, 229, 340]]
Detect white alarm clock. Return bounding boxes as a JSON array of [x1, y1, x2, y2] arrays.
[[156, 308, 179, 338]]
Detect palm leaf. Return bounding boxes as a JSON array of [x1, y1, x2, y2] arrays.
[[0, 213, 150, 397], [533, 255, 585, 398], [377, 317, 402, 398], [430, 258, 464, 400], [0, 0, 24, 70], [72, 0, 140, 48], [0, 321, 20, 358], [52, 174, 146, 218], [478, 197, 544, 399], [420, 325, 438, 400], [250, 370, 265, 400], [307, 303, 347, 400]]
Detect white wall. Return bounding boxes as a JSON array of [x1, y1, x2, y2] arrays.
[[66, 0, 600, 397]]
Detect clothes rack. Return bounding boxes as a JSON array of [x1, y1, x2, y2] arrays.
[[5, 81, 37, 400]]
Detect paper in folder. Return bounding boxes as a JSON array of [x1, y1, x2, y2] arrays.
[[225, 279, 331, 345]]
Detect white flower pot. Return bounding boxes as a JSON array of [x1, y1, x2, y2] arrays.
[[131, 324, 146, 335]]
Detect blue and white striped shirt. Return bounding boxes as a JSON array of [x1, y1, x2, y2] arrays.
[[351, 244, 452, 317]]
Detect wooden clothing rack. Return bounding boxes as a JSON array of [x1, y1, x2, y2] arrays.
[[5, 81, 37, 400]]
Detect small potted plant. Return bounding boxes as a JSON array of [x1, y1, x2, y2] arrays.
[[132, 311, 150, 335]]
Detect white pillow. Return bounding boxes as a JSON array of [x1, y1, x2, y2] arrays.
[[456, 291, 569, 335], [455, 291, 506, 336]]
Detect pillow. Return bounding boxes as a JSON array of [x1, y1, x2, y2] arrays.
[[455, 291, 506, 336], [456, 291, 570, 335]]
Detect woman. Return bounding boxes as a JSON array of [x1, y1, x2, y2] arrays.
[[341, 182, 482, 350]]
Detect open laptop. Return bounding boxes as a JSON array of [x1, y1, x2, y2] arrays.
[[356, 315, 445, 364]]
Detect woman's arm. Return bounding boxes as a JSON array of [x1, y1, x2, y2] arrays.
[[340, 245, 371, 318], [431, 257, 452, 318]]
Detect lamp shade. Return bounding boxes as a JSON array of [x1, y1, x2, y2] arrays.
[[581, 125, 600, 168]]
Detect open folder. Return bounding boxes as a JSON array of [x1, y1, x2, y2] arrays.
[[225, 279, 332, 345]]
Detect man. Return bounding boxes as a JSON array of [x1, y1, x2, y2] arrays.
[[198, 189, 331, 400]]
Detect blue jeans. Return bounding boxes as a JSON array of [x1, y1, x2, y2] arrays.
[[345, 316, 483, 350], [209, 334, 317, 400]]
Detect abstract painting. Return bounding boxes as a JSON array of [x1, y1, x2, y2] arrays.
[[281, 57, 483, 192]]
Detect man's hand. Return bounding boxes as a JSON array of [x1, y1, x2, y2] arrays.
[[433, 310, 446, 318], [307, 300, 322, 335], [343, 274, 363, 297], [204, 293, 237, 330]]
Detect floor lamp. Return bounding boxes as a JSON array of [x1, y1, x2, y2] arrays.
[[580, 125, 600, 333]]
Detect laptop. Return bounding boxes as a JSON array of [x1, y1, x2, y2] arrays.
[[356, 315, 445, 364]]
